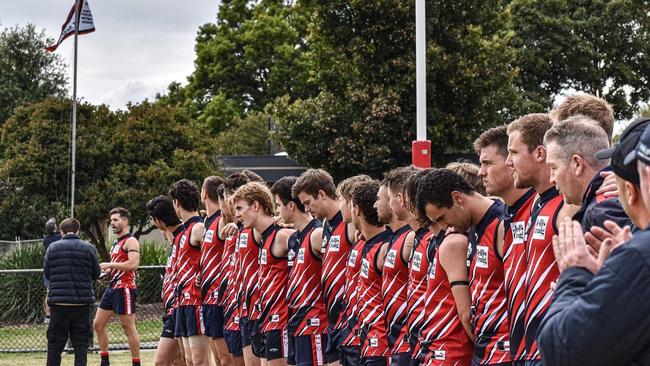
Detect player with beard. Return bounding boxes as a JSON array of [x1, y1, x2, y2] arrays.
[[506, 114, 578, 365], [336, 175, 371, 366], [293, 169, 352, 366], [147, 196, 186, 366], [418, 169, 510, 365], [272, 176, 330, 366], [169, 180, 208, 366], [94, 207, 141, 366], [474, 126, 535, 363], [350, 180, 393, 365], [233, 182, 294, 365]]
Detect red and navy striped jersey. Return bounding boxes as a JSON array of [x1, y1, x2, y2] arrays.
[[382, 224, 412, 355], [502, 189, 535, 361], [257, 224, 290, 333], [321, 211, 353, 329], [109, 233, 137, 289], [340, 236, 366, 348], [238, 227, 261, 320], [175, 216, 203, 306], [223, 230, 241, 331], [418, 231, 473, 365], [162, 226, 184, 315], [524, 187, 563, 360], [406, 227, 432, 355], [467, 200, 510, 364], [357, 229, 392, 358], [287, 219, 328, 336], [200, 211, 227, 305]]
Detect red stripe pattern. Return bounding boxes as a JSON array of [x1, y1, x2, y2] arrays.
[[200, 212, 227, 305]]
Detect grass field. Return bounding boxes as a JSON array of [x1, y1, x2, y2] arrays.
[[0, 318, 162, 351], [0, 350, 156, 366]]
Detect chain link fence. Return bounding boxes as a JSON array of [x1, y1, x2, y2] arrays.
[[0, 265, 165, 352]]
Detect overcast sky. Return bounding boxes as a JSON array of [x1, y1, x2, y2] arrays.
[[1, 0, 219, 109]]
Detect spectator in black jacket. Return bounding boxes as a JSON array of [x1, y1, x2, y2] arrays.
[[43, 218, 61, 322], [44, 218, 101, 366], [538, 118, 650, 365]]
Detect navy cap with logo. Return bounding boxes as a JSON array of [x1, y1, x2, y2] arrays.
[[596, 117, 650, 185]]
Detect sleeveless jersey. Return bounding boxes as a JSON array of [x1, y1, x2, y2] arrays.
[[340, 236, 366, 348], [162, 226, 184, 315], [381, 224, 412, 355], [257, 224, 290, 333], [357, 230, 392, 358], [419, 231, 473, 365], [405, 227, 432, 355], [109, 233, 137, 289], [200, 211, 227, 305], [524, 187, 563, 360], [321, 211, 353, 329], [238, 227, 261, 320], [467, 200, 510, 364], [175, 216, 203, 306], [287, 219, 328, 336], [502, 189, 536, 361], [223, 230, 241, 331]]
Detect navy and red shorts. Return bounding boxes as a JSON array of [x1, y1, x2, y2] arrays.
[[161, 313, 176, 339], [325, 326, 343, 359], [203, 305, 224, 339], [288, 333, 331, 366], [224, 329, 243, 356], [340, 345, 361, 366], [174, 305, 205, 337], [260, 329, 289, 360], [360, 356, 388, 366], [98, 287, 136, 315], [241, 317, 264, 353], [390, 353, 412, 366]]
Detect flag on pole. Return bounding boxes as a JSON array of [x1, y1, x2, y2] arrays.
[[46, 0, 95, 52]]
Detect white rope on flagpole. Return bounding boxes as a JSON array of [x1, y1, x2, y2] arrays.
[[71, 0, 79, 218]]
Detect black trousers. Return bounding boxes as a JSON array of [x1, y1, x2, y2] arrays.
[[47, 304, 92, 366]]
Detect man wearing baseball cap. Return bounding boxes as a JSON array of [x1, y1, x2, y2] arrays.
[[537, 117, 650, 365]]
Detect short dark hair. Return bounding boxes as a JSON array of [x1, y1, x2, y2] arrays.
[[351, 180, 382, 227], [292, 169, 337, 200], [473, 125, 509, 157], [405, 169, 434, 226], [45, 218, 57, 234], [507, 113, 554, 152], [146, 195, 181, 227], [271, 176, 305, 212], [223, 173, 250, 196], [241, 169, 264, 183], [416, 169, 474, 219], [203, 175, 224, 202], [169, 179, 201, 212], [60, 218, 80, 234], [337, 175, 372, 200], [109, 207, 130, 221], [383, 166, 420, 193]]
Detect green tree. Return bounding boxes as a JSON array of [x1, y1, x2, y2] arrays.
[[273, 0, 523, 179], [0, 98, 216, 259], [509, 0, 650, 119], [215, 112, 271, 155], [0, 24, 67, 125]]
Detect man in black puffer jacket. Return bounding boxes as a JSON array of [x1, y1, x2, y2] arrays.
[[44, 218, 101, 366]]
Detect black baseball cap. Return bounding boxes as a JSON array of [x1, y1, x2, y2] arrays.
[[596, 117, 650, 185]]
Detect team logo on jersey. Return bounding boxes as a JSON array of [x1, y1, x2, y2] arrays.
[[385, 249, 397, 268], [287, 249, 295, 267], [412, 251, 423, 272], [308, 318, 320, 326], [475, 245, 489, 268], [428, 258, 437, 279], [361, 258, 370, 279], [329, 235, 341, 252], [179, 236, 187, 249], [510, 221, 526, 244], [204, 229, 214, 243], [369, 337, 378, 347], [239, 233, 249, 248], [271, 314, 280, 322], [434, 350, 446, 360], [348, 249, 358, 267], [260, 249, 268, 265], [297, 248, 305, 264], [532, 216, 549, 240]]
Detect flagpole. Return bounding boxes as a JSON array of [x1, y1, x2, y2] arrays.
[[71, 0, 79, 218]]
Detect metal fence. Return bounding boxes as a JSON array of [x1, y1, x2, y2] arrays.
[[0, 265, 165, 352]]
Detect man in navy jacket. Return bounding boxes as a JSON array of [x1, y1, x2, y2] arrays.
[[44, 218, 101, 366], [537, 118, 650, 365]]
